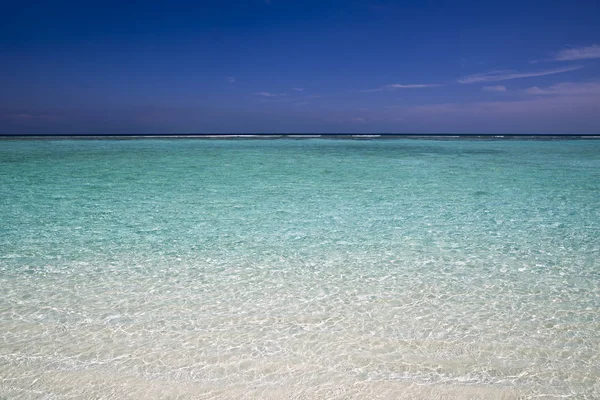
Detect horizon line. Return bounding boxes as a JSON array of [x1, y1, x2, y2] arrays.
[[1, 133, 599, 138]]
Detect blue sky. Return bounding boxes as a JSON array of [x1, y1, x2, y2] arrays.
[[1, 0, 600, 134]]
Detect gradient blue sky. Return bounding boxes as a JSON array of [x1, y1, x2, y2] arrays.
[[2, 0, 600, 134]]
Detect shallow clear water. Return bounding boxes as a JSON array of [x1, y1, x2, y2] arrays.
[[1, 139, 599, 399]]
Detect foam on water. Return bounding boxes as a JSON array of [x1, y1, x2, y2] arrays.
[[1, 139, 599, 399]]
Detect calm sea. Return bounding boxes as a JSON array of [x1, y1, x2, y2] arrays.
[[1, 138, 599, 399]]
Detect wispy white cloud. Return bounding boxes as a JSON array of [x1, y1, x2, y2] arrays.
[[361, 83, 440, 93], [388, 84, 438, 89], [292, 88, 304, 92], [379, 95, 600, 133], [553, 45, 600, 61], [525, 81, 600, 96], [458, 66, 581, 84], [255, 92, 286, 97], [226, 76, 236, 84], [0, 112, 59, 121], [483, 85, 507, 92]]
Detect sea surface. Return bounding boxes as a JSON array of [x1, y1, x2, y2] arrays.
[[1, 138, 599, 399]]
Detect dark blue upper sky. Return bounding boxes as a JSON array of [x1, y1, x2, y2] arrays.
[[1, 0, 599, 133]]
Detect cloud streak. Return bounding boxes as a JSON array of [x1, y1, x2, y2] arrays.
[[379, 95, 600, 134], [0, 112, 59, 121], [361, 83, 440, 92], [525, 81, 600, 96], [255, 92, 286, 97], [458, 66, 581, 84], [482, 85, 507, 92], [553, 45, 600, 61]]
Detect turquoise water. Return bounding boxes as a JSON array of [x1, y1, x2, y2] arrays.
[[1, 139, 599, 399]]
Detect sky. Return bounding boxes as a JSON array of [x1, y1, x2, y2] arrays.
[[1, 0, 600, 134]]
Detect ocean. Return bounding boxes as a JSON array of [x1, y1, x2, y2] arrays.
[[1, 138, 599, 399]]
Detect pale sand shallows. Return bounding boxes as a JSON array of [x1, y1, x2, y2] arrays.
[[1, 138, 599, 398]]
